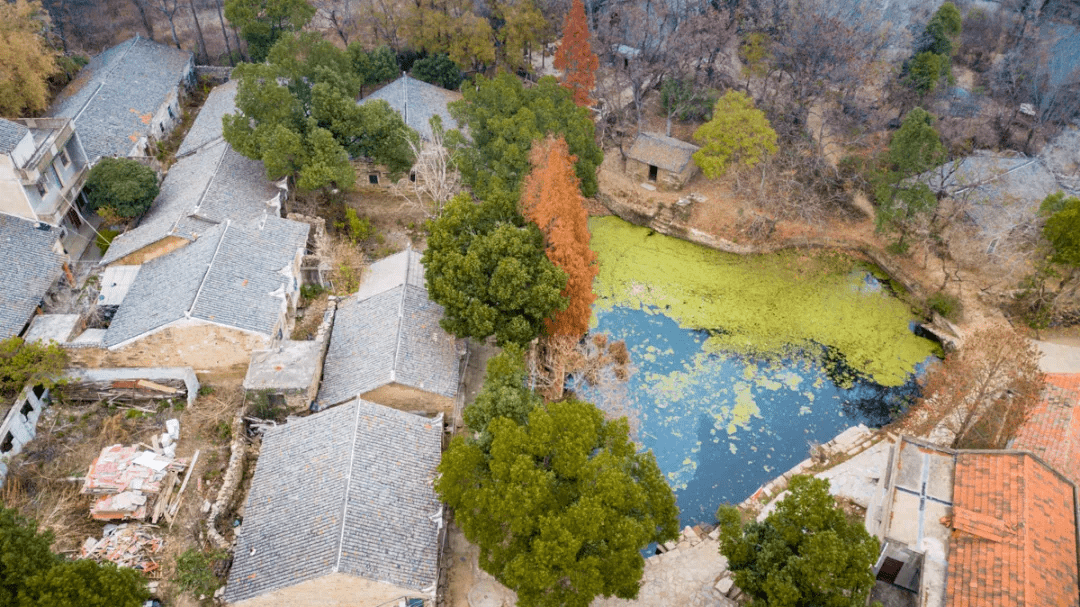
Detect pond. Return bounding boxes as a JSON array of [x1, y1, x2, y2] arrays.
[[576, 217, 939, 527]]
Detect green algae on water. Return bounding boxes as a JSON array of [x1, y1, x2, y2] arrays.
[[589, 216, 938, 386]]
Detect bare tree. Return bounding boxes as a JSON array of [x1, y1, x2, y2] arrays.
[[129, 0, 157, 41], [363, 0, 404, 50], [214, 0, 235, 65], [149, 0, 183, 49], [312, 0, 359, 45], [390, 120, 460, 218], [898, 325, 1044, 449], [188, 0, 208, 62]]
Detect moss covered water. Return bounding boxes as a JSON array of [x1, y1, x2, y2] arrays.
[[579, 217, 938, 526]]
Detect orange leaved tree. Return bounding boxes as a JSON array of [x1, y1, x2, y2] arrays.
[[521, 136, 598, 336], [553, 0, 598, 107]]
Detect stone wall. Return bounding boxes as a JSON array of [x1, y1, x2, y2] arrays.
[[231, 571, 426, 607], [626, 158, 697, 191], [69, 323, 268, 371]]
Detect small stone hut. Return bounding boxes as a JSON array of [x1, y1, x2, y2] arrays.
[[626, 132, 701, 191]]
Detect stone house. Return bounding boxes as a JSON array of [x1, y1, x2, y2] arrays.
[[224, 399, 444, 607], [70, 216, 309, 370], [48, 35, 194, 163], [866, 435, 1079, 606], [0, 117, 95, 257], [357, 74, 462, 186], [101, 80, 287, 267], [315, 249, 462, 414], [0, 213, 66, 340], [626, 132, 700, 191]]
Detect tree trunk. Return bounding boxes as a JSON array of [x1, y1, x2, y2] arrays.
[[132, 0, 156, 40], [215, 0, 234, 65], [168, 18, 181, 49], [189, 0, 208, 63]]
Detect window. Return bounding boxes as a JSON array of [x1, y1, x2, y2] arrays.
[[159, 123, 165, 134], [647, 164, 658, 181], [877, 557, 904, 584], [58, 148, 71, 167], [167, 105, 175, 119], [36, 181, 47, 197], [368, 174, 379, 185], [20, 401, 33, 417], [1, 433, 13, 454], [48, 166, 61, 188], [32, 385, 45, 399], [409, 172, 416, 182]]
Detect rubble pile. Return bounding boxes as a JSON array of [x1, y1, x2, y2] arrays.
[[79, 523, 164, 574]]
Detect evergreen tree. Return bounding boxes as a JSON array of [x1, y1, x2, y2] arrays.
[[463, 344, 542, 443], [348, 43, 399, 96], [1042, 192, 1080, 268], [553, 0, 598, 107], [83, 158, 160, 219], [873, 107, 947, 247], [0, 0, 57, 118], [692, 90, 778, 178], [716, 476, 879, 607], [437, 398, 680, 607], [521, 136, 597, 336], [412, 53, 465, 90], [223, 0, 316, 62], [422, 194, 567, 345], [903, 2, 961, 96], [448, 73, 603, 199], [224, 32, 416, 191]]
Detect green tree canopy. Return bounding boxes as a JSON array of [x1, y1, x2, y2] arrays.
[[0, 336, 68, 400], [83, 157, 160, 219], [1042, 192, 1080, 268], [348, 43, 399, 96], [0, 507, 148, 607], [422, 193, 567, 345], [692, 90, 778, 178], [716, 476, 879, 607], [904, 2, 961, 96], [873, 107, 947, 246], [224, 32, 416, 191], [411, 53, 464, 91], [447, 73, 603, 200], [437, 398, 680, 607], [223, 0, 315, 62], [463, 343, 542, 442]]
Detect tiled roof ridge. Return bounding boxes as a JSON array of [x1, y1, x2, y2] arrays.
[[333, 400, 364, 572], [185, 219, 230, 318], [174, 142, 229, 231], [389, 247, 414, 383], [72, 36, 140, 124]]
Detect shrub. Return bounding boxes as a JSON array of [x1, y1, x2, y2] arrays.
[[174, 548, 229, 598], [412, 53, 465, 91], [334, 208, 375, 245], [95, 228, 120, 255], [0, 337, 68, 401], [928, 291, 963, 321], [83, 158, 159, 219]]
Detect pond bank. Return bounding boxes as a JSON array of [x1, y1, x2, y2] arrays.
[[595, 192, 962, 350]]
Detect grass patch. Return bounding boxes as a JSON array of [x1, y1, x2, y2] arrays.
[[927, 291, 963, 322], [95, 228, 120, 255]]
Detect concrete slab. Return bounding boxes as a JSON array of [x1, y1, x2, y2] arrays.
[[24, 314, 80, 344], [244, 341, 322, 391], [1035, 340, 1080, 374], [816, 439, 891, 508]]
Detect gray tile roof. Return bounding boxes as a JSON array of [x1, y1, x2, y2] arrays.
[[316, 250, 460, 408], [100, 141, 283, 265], [176, 79, 237, 158], [49, 36, 192, 161], [363, 74, 461, 141], [103, 216, 308, 347], [0, 215, 65, 339], [627, 132, 700, 173], [0, 119, 29, 154], [224, 399, 443, 603]]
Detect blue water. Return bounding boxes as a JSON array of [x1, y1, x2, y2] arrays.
[[572, 305, 924, 528]]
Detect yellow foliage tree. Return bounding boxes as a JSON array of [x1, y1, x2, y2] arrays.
[[404, 0, 495, 69], [692, 90, 777, 179], [0, 0, 57, 118]]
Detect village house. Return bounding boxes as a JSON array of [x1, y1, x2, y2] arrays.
[[48, 35, 194, 163], [866, 435, 1079, 606], [625, 132, 701, 191], [69, 216, 308, 369], [0, 117, 95, 256], [315, 249, 462, 414], [224, 399, 444, 607], [358, 74, 462, 185], [101, 80, 286, 267], [0, 213, 66, 340]]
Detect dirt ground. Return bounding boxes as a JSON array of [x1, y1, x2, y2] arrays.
[[1, 376, 247, 606]]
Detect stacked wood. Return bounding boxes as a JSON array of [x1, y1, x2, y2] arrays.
[[60, 378, 187, 403]]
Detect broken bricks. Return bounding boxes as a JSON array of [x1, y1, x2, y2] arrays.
[[79, 523, 164, 574]]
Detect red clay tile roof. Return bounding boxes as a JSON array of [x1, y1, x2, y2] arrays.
[[947, 452, 1079, 607], [1013, 374, 1080, 486]]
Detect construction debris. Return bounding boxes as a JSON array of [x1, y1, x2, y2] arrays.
[[79, 523, 164, 574], [81, 420, 190, 521]]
